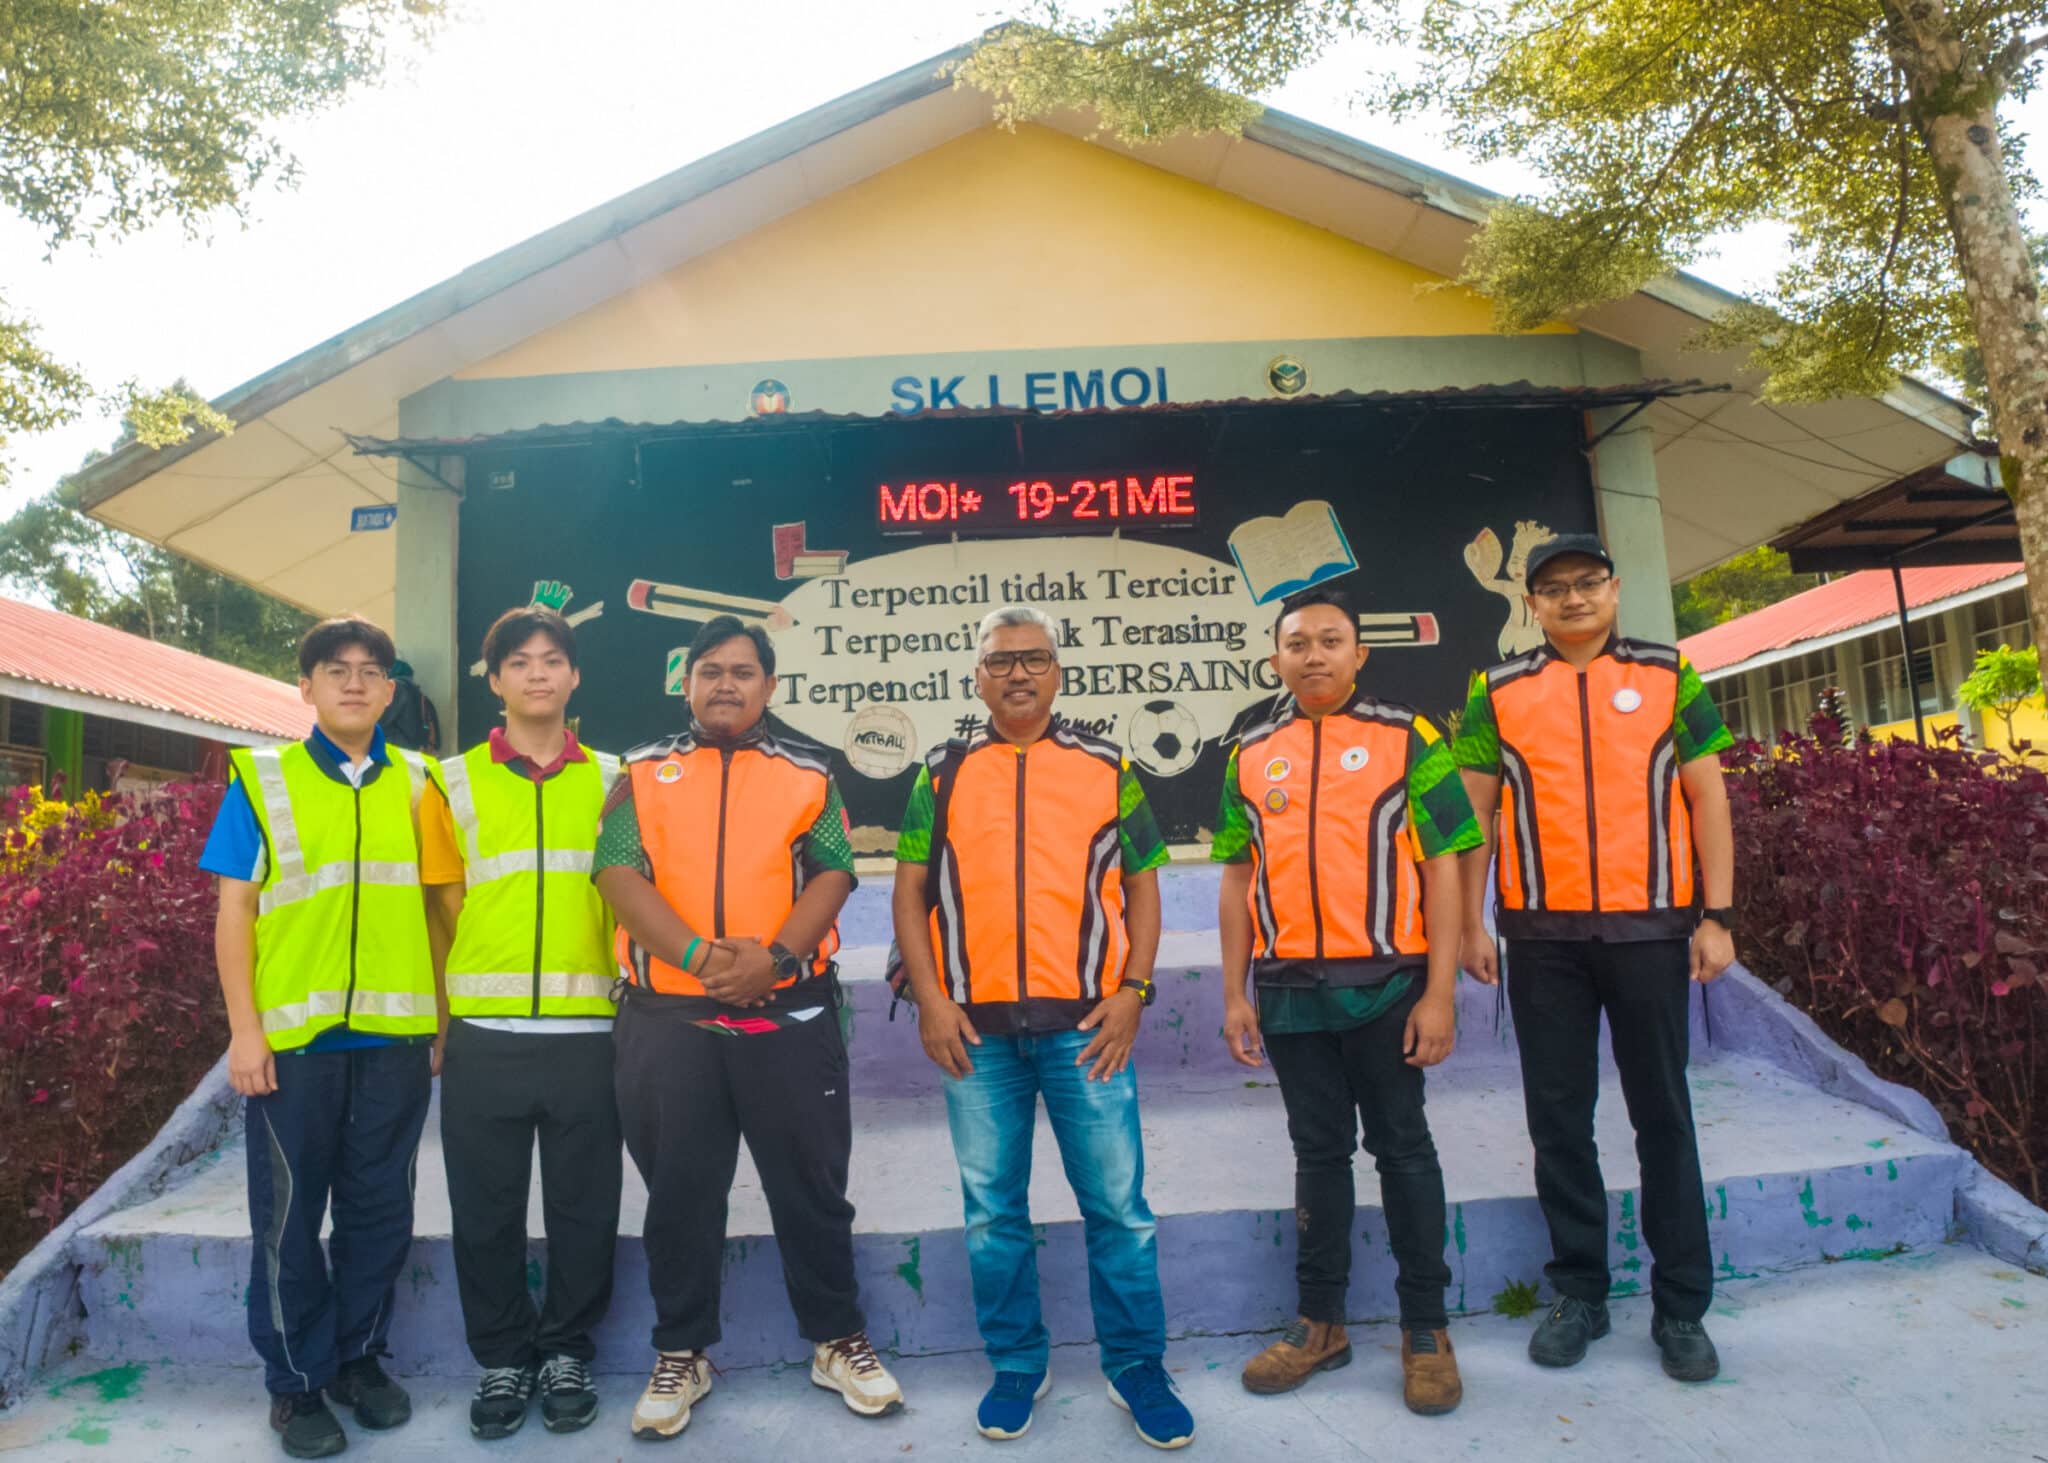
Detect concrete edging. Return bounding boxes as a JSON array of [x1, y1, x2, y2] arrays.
[[0, 1054, 240, 1409]]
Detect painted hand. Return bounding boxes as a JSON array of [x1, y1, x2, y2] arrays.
[[529, 579, 572, 611]]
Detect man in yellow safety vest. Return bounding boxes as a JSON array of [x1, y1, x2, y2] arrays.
[[202, 616, 439, 1460]]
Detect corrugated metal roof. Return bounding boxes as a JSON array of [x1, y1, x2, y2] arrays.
[[0, 595, 310, 742], [343, 379, 1725, 456], [1679, 563, 2023, 676]]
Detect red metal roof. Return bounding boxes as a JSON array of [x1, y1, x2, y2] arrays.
[[0, 595, 310, 742], [1679, 563, 2023, 675]]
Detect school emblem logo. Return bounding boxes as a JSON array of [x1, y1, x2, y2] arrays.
[[1266, 356, 1309, 396], [655, 761, 683, 783], [749, 378, 792, 416], [1612, 688, 1643, 714], [1264, 787, 1290, 813], [1264, 756, 1292, 782], [1340, 746, 1370, 772]]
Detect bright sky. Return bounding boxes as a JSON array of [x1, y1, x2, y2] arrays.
[[3, 0, 2042, 517]]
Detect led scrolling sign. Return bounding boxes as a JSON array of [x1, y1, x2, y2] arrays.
[[877, 470, 1200, 535]]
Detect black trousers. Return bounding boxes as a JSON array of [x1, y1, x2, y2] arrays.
[[1506, 938, 1712, 1323], [1262, 981, 1452, 1330], [613, 996, 863, 1352], [440, 1020, 622, 1367], [245, 1042, 432, 1395]]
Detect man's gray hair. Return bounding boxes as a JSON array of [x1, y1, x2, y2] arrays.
[[976, 605, 1061, 658]]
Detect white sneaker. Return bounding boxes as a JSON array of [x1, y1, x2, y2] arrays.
[[811, 1331, 905, 1417], [631, 1349, 712, 1440]]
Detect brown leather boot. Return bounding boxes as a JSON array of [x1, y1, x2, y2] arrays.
[[1401, 1328, 1463, 1415], [1242, 1318, 1351, 1394]]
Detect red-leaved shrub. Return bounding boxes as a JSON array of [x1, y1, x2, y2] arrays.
[[1728, 728, 2047, 1203], [0, 782, 227, 1270]]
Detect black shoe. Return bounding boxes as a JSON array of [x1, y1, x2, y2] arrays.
[[269, 1390, 347, 1459], [326, 1355, 412, 1430], [1651, 1312, 1721, 1382], [1528, 1296, 1611, 1368], [470, 1363, 537, 1440], [538, 1354, 599, 1433]]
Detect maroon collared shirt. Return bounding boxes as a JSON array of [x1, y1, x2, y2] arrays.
[[488, 725, 588, 782]]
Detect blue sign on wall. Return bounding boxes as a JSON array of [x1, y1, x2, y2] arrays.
[[351, 505, 398, 532]]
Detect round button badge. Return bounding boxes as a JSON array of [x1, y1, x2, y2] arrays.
[[1264, 788, 1290, 813], [1340, 746, 1370, 772], [1612, 688, 1643, 714], [1264, 757, 1292, 782]]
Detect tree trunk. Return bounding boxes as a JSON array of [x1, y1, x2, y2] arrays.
[[1883, 0, 2048, 655]]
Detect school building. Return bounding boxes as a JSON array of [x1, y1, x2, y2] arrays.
[[63, 35, 1993, 841], [1681, 564, 2035, 748]]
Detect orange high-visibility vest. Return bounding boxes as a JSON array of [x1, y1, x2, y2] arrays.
[[925, 724, 1130, 1030], [1481, 638, 1697, 940], [1233, 694, 1429, 981], [615, 728, 841, 996]]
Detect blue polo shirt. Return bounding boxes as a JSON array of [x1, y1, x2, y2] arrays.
[[201, 724, 412, 1054]]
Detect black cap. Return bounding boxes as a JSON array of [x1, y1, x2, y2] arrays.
[[1523, 533, 1615, 589]]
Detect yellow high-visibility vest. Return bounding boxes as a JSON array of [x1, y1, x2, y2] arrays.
[[228, 742, 437, 1052], [438, 742, 619, 1019]]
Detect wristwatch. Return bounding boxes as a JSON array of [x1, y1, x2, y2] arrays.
[[1123, 975, 1157, 1007], [1701, 907, 1736, 934], [768, 942, 803, 980]]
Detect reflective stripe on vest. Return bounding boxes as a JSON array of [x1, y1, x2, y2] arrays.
[[229, 742, 437, 1051], [928, 727, 1128, 1009], [1484, 638, 1697, 939], [1234, 698, 1428, 968], [442, 742, 618, 1019], [616, 733, 839, 997]]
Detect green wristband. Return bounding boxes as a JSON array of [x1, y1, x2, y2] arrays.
[[683, 937, 702, 974]]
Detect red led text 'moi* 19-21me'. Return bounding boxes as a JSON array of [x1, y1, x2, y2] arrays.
[[876, 473, 1199, 535]]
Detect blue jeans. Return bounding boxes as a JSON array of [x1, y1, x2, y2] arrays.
[[941, 1029, 1165, 1377]]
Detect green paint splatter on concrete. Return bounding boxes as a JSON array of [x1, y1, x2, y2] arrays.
[[1183, 968, 1203, 981], [1163, 1009, 1185, 1033], [191, 1245, 201, 1268], [896, 1237, 924, 1300], [1032, 1223, 1049, 1249], [65, 1418, 111, 1445], [1716, 1184, 1728, 1220], [1610, 1280, 1641, 1297], [1616, 1192, 1640, 1252], [1620, 1256, 1643, 1273], [1453, 1205, 1468, 1255], [1886, 1160, 1899, 1181], [526, 1259, 543, 1292], [1864, 1165, 1873, 1176], [49, 1363, 147, 1403], [1798, 1178, 1834, 1228], [2001, 1297, 2027, 1309], [1717, 1252, 1759, 1281], [1866, 1138, 1890, 1149], [1844, 1214, 1867, 1232], [1826, 1244, 1908, 1264]]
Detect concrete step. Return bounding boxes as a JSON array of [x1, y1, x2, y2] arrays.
[[11, 1249, 2046, 1462], [70, 945, 1968, 1373]]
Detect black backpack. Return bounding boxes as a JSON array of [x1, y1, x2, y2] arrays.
[[379, 661, 442, 753]]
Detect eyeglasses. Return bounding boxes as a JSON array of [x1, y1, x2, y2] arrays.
[[1531, 573, 1614, 603], [315, 663, 391, 688], [981, 649, 1056, 676]]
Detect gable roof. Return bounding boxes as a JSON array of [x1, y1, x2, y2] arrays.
[[0, 595, 309, 744], [67, 32, 1978, 626], [1680, 563, 2023, 677]]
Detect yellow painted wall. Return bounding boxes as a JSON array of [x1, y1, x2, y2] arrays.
[[1869, 697, 2048, 752], [460, 125, 1569, 381], [1867, 710, 1963, 746]]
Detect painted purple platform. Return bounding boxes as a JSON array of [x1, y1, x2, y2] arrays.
[[67, 926, 1975, 1376]]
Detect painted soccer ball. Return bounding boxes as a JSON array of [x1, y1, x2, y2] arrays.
[[1126, 699, 1202, 777]]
